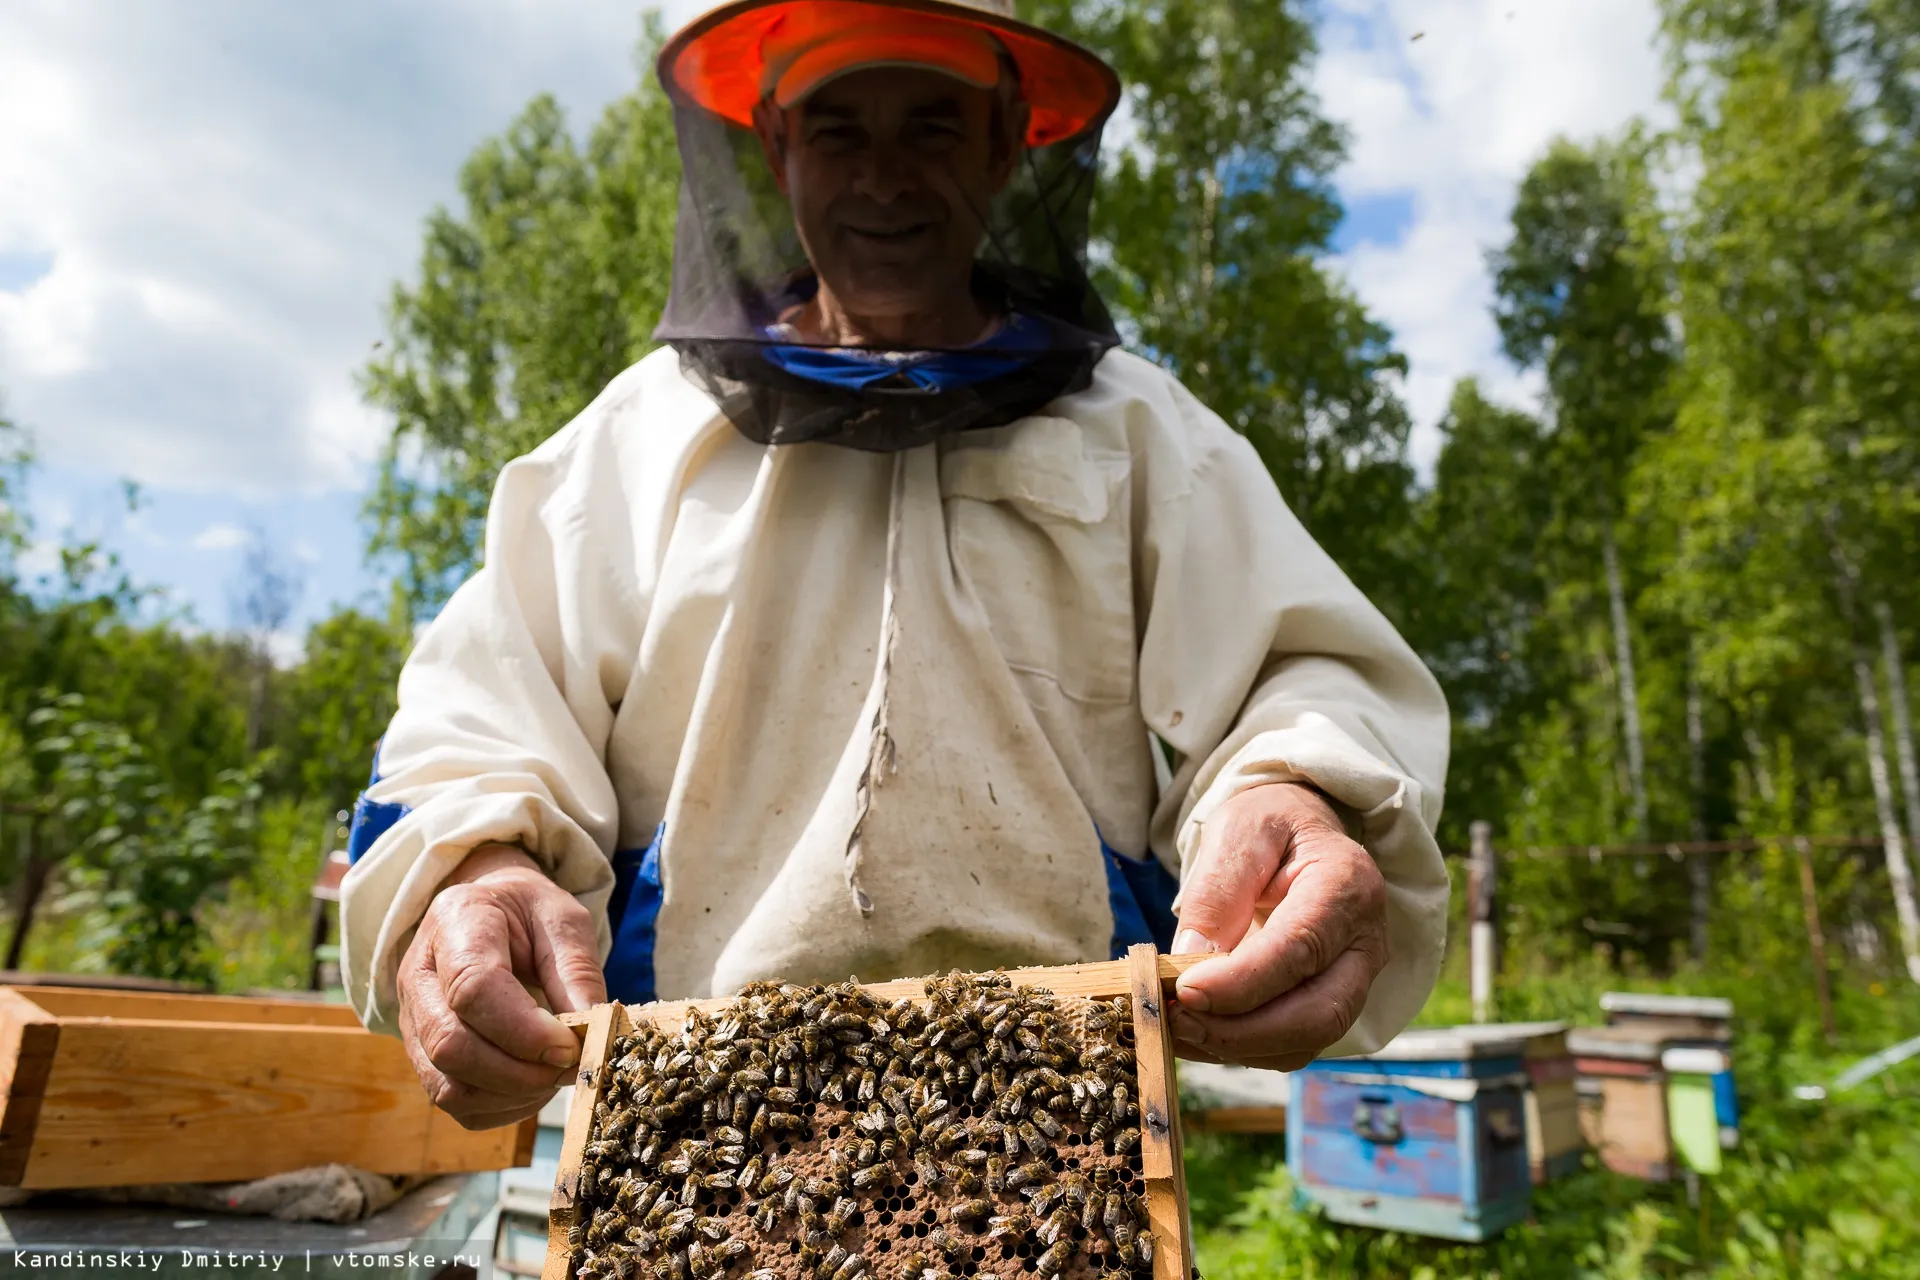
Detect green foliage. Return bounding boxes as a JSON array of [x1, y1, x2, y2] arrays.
[[363, 17, 681, 611], [26, 694, 260, 984], [264, 604, 410, 806]]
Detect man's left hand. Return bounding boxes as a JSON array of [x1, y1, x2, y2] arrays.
[[1168, 781, 1389, 1070]]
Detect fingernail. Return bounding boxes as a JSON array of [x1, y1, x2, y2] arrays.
[[543, 1046, 578, 1069], [1171, 1008, 1208, 1046], [1176, 983, 1211, 1014], [1172, 929, 1219, 957]]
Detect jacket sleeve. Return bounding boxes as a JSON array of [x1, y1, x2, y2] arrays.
[[339, 409, 646, 1037], [1136, 378, 1451, 1058]]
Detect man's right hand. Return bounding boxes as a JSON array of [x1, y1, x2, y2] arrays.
[[396, 843, 607, 1130]]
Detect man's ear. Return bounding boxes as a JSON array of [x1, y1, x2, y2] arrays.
[[752, 99, 792, 196], [989, 99, 1031, 194]]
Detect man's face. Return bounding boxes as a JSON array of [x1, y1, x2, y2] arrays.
[[761, 66, 1022, 331]]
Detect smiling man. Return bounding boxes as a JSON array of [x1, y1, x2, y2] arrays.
[[340, 0, 1451, 1129]]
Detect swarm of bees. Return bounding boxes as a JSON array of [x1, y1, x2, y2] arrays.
[[565, 970, 1158, 1280]]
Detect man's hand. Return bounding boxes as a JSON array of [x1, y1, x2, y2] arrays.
[[1168, 782, 1389, 1070], [397, 843, 607, 1129]]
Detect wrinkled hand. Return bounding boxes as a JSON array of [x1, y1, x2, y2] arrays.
[[1169, 782, 1389, 1070], [397, 844, 607, 1129]]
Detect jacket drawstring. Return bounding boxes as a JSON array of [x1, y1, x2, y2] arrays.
[[845, 451, 908, 917]]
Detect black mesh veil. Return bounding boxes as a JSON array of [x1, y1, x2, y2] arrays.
[[652, 39, 1120, 452]]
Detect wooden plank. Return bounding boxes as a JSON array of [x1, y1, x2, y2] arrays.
[[0, 989, 60, 1185], [13, 1017, 523, 1187], [544, 1002, 623, 1280], [1186, 1105, 1287, 1134], [9, 987, 362, 1027], [1129, 943, 1192, 1280], [557, 953, 1213, 1031]]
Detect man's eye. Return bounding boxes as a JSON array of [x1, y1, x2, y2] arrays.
[[811, 125, 864, 147], [911, 124, 963, 150]]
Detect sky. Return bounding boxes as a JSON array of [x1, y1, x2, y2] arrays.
[[0, 0, 1668, 646]]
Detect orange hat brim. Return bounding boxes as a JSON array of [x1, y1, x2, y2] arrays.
[[659, 0, 1122, 148]]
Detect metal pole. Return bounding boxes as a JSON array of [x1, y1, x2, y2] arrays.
[[1470, 821, 1497, 1024]]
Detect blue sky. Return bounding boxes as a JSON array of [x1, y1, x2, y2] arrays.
[[0, 0, 1666, 648]]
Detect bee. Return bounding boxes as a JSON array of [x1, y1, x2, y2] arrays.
[[1016, 1120, 1051, 1157], [1112, 1081, 1132, 1120], [857, 1069, 877, 1102], [1138, 1230, 1155, 1264], [987, 1211, 1030, 1241], [951, 1198, 991, 1225], [829, 1253, 867, 1280], [1110, 1127, 1141, 1156], [932, 1124, 968, 1154], [1005, 1159, 1048, 1191], [1088, 1114, 1116, 1143], [985, 1155, 1007, 1193], [926, 1227, 967, 1261], [970, 1072, 994, 1105], [739, 1155, 764, 1190], [851, 1162, 888, 1189], [712, 1125, 745, 1146], [815, 1244, 847, 1278], [1036, 1240, 1075, 1276], [1030, 1109, 1064, 1140], [1111, 1222, 1137, 1266], [1126, 1189, 1151, 1225], [678, 1178, 701, 1208], [951, 1168, 983, 1195], [913, 1148, 942, 1187], [734, 1068, 769, 1090], [1037, 1207, 1076, 1247], [877, 1134, 899, 1161], [751, 1201, 779, 1233], [892, 1112, 919, 1144], [855, 1138, 879, 1166], [821, 1075, 847, 1104], [686, 1243, 713, 1279], [757, 1165, 793, 1196], [824, 1195, 859, 1234], [748, 1271, 779, 1280], [568, 1220, 589, 1249], [695, 1217, 728, 1242], [1028, 1182, 1066, 1216], [1100, 1190, 1123, 1231], [952, 1147, 990, 1167], [702, 1169, 736, 1190]]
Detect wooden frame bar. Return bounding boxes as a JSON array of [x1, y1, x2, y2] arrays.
[[0, 985, 533, 1188], [544, 950, 1205, 1280]]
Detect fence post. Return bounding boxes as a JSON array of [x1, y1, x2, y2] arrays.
[[1793, 837, 1837, 1045], [1469, 820, 1498, 1024]]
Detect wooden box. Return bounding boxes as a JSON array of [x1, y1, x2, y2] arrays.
[[1287, 1028, 1532, 1242], [1179, 1061, 1288, 1135], [1568, 1024, 1675, 1181], [0, 986, 533, 1189], [1602, 993, 1739, 1147], [1455, 1022, 1583, 1184], [545, 946, 1199, 1280]]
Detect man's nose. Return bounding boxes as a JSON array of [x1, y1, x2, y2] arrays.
[[850, 143, 915, 204]]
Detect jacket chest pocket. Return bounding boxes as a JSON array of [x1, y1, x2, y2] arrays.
[[939, 417, 1138, 706]]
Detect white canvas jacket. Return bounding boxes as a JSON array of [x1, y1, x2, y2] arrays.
[[340, 346, 1451, 1056]]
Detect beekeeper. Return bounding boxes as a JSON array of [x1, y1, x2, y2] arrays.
[[341, 0, 1451, 1128]]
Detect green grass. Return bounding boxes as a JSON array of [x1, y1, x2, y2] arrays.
[[1186, 969, 1920, 1279]]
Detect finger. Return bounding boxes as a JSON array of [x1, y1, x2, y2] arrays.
[[1170, 946, 1377, 1065], [413, 937, 578, 1093], [1170, 807, 1283, 961], [401, 1003, 556, 1124], [529, 889, 609, 1017], [1178, 847, 1382, 1017], [435, 898, 582, 1067], [446, 1099, 557, 1133]]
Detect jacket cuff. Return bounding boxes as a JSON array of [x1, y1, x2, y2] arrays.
[[339, 783, 616, 1037]]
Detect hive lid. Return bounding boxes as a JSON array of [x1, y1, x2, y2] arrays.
[[1178, 1061, 1290, 1109], [1661, 1045, 1732, 1075], [1600, 992, 1733, 1020], [1356, 1027, 1528, 1061], [1567, 1022, 1675, 1060]]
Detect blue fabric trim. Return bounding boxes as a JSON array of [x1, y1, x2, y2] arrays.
[[604, 823, 666, 1005], [759, 310, 1054, 392], [1104, 839, 1180, 959], [346, 740, 408, 864]]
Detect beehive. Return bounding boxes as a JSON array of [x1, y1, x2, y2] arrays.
[[543, 946, 1196, 1280]]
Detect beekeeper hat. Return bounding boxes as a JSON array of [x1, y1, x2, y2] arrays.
[[659, 0, 1121, 147]]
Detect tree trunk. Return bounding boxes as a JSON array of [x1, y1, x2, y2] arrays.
[[1686, 655, 1711, 961], [1848, 625, 1920, 981], [1603, 524, 1649, 835], [4, 819, 49, 971], [1878, 602, 1920, 881]]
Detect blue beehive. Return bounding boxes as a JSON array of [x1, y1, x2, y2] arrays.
[[1288, 1027, 1533, 1241]]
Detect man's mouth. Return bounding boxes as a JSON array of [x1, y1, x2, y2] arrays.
[[844, 223, 936, 244]]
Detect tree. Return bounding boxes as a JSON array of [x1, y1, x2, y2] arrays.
[[364, 19, 681, 612], [1021, 0, 1419, 613], [1490, 137, 1676, 842], [266, 604, 411, 807]]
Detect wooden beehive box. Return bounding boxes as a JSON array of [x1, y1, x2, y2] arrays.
[[544, 946, 1198, 1280], [1178, 1062, 1287, 1135], [1568, 1024, 1675, 1182], [0, 985, 533, 1188], [1454, 1021, 1583, 1184]]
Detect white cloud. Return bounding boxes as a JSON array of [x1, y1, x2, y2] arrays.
[[1314, 0, 1670, 472], [0, 0, 706, 500], [193, 521, 251, 551]]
